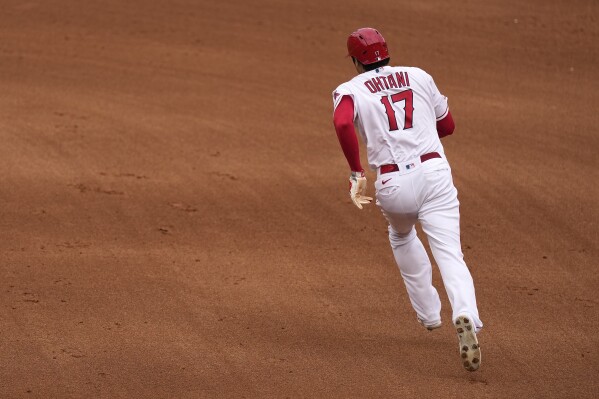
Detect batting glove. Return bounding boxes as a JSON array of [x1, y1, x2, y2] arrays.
[[349, 170, 373, 209]]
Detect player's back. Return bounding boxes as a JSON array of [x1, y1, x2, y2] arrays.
[[333, 66, 449, 169]]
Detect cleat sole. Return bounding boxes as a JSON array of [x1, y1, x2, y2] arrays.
[[454, 315, 481, 372]]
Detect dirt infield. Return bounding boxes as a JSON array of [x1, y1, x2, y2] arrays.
[[1, 0, 597, 397]]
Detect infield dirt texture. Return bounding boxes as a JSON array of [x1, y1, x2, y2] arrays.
[[0, 0, 597, 398]]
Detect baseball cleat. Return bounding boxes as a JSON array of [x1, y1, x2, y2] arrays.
[[417, 317, 442, 331], [454, 315, 481, 371]]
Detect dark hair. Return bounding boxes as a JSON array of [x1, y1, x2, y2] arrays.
[[362, 57, 390, 71]]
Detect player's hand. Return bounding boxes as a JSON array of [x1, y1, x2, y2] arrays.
[[349, 171, 373, 209]]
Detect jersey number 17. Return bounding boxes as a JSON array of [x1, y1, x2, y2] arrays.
[[380, 89, 414, 131]]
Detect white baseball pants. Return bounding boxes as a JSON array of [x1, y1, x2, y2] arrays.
[[374, 156, 483, 331]]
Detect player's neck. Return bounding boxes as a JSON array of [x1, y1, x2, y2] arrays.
[[353, 59, 367, 74]]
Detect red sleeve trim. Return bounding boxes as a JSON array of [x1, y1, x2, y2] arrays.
[[333, 96, 363, 172], [436, 110, 455, 138]]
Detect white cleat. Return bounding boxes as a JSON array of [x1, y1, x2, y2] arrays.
[[417, 317, 442, 331], [454, 315, 481, 371]]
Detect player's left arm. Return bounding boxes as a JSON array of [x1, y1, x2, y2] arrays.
[[437, 111, 455, 138], [426, 71, 455, 138], [333, 95, 372, 209]]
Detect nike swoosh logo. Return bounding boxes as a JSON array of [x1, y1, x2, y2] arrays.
[[382, 178, 392, 185]]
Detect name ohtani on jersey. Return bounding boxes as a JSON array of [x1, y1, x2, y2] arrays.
[[363, 71, 411, 93]]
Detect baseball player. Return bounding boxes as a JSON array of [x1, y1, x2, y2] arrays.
[[332, 28, 483, 371]]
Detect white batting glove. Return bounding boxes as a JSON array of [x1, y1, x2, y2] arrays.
[[349, 171, 373, 209]]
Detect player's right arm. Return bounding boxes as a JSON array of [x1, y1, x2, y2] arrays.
[[332, 93, 372, 209], [333, 95, 363, 172]]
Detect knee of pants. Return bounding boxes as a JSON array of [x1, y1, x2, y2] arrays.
[[388, 226, 417, 249]]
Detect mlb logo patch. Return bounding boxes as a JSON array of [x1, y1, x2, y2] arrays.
[[405, 163, 416, 170]]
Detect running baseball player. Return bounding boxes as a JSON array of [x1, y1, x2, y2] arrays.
[[332, 28, 483, 371]]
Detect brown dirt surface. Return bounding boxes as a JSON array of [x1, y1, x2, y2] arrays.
[[1, 0, 597, 397]]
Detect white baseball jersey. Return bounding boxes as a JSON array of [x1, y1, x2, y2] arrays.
[[333, 66, 449, 169]]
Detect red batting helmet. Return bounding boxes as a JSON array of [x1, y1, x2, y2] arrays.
[[347, 28, 390, 65]]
